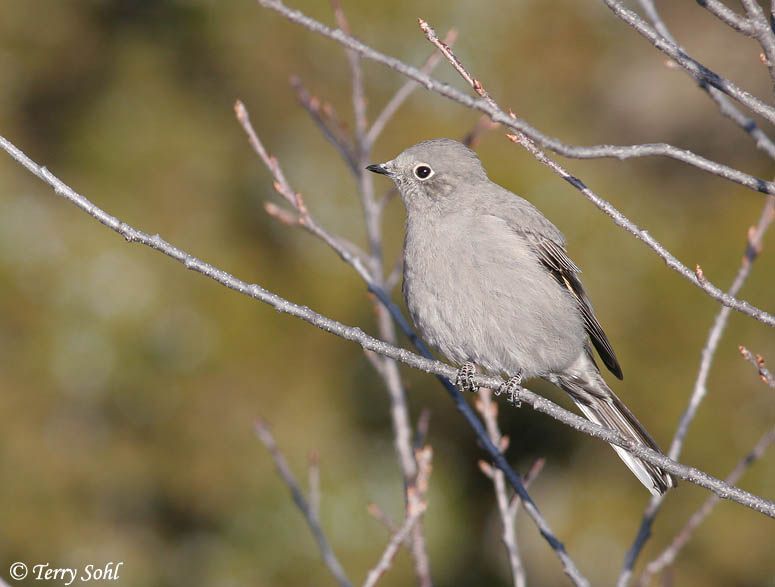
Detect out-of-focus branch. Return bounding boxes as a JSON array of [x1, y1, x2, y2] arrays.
[[289, 75, 359, 174], [366, 28, 458, 147], [235, 100, 372, 281], [476, 389, 525, 587], [603, 0, 775, 125], [254, 418, 351, 587], [637, 426, 775, 586], [362, 447, 432, 587], [618, 194, 775, 585], [329, 4, 433, 582], [235, 98, 567, 581], [739, 346, 775, 388], [669, 195, 774, 461], [6, 133, 775, 571], [255, 0, 775, 329]]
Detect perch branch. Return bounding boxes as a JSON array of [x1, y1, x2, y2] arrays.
[[255, 0, 775, 329]]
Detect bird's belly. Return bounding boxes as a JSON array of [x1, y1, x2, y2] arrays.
[[403, 222, 585, 378]]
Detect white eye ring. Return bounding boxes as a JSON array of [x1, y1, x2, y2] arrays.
[[413, 163, 434, 180]]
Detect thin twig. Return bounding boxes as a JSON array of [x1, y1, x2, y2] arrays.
[[368, 503, 400, 535], [669, 195, 775, 461], [329, 4, 433, 582], [7, 135, 775, 574], [509, 458, 546, 515], [290, 75, 359, 174], [255, 0, 775, 328], [2, 133, 584, 586], [477, 388, 526, 587], [366, 28, 458, 147], [739, 0, 775, 91], [603, 0, 775, 125], [618, 194, 775, 585], [309, 450, 321, 520], [637, 426, 775, 586], [697, 0, 755, 36], [636, 0, 775, 160], [362, 447, 432, 587], [254, 418, 352, 587], [739, 346, 775, 388], [235, 100, 372, 282], [414, 408, 432, 451]]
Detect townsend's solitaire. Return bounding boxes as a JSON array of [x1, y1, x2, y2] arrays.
[[367, 138, 675, 495]]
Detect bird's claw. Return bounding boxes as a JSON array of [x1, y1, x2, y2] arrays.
[[496, 369, 524, 407], [455, 361, 478, 393]]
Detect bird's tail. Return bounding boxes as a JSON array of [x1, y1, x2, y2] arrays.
[[554, 361, 676, 496]]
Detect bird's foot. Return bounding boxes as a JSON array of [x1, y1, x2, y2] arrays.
[[496, 369, 524, 407], [455, 361, 478, 393]]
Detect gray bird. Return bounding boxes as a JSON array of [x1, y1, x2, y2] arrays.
[[367, 138, 675, 495]]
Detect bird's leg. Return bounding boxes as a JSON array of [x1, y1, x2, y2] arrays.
[[454, 361, 478, 393], [496, 368, 524, 407]]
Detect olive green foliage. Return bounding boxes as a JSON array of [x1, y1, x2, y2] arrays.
[[0, 1, 773, 585]]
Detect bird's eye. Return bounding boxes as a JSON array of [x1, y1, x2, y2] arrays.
[[413, 164, 433, 180]]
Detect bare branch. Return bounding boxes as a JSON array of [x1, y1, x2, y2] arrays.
[[697, 0, 756, 36], [309, 450, 321, 520], [509, 458, 546, 515], [603, 0, 775, 125], [235, 100, 372, 282], [0, 133, 585, 587], [636, 0, 775, 160], [237, 95, 545, 582], [668, 195, 775, 462], [367, 503, 400, 535], [739, 346, 775, 388], [739, 0, 775, 91], [362, 447, 432, 587], [477, 389, 526, 587], [255, 0, 775, 328], [366, 28, 458, 147], [289, 75, 359, 174], [637, 426, 775, 586], [255, 418, 352, 587], [618, 194, 775, 585], [331, 0, 367, 153]]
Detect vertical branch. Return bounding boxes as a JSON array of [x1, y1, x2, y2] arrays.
[[331, 2, 432, 584], [362, 447, 433, 587], [476, 389, 526, 587]]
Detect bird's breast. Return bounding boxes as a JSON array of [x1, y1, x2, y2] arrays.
[[402, 213, 586, 377]]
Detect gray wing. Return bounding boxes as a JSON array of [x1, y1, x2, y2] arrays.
[[525, 234, 623, 380]]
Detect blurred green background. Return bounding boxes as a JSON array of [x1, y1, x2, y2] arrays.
[[1, 1, 774, 585]]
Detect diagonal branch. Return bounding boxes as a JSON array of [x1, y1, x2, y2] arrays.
[[476, 389, 527, 587], [739, 346, 775, 388], [3, 133, 774, 522], [255, 418, 352, 587], [255, 0, 775, 329], [362, 446, 432, 587], [636, 0, 775, 160], [603, 0, 775, 125], [366, 28, 457, 147], [637, 426, 775, 586], [739, 0, 775, 91], [618, 194, 775, 585]]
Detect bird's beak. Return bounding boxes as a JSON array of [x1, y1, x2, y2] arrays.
[[366, 163, 390, 176]]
